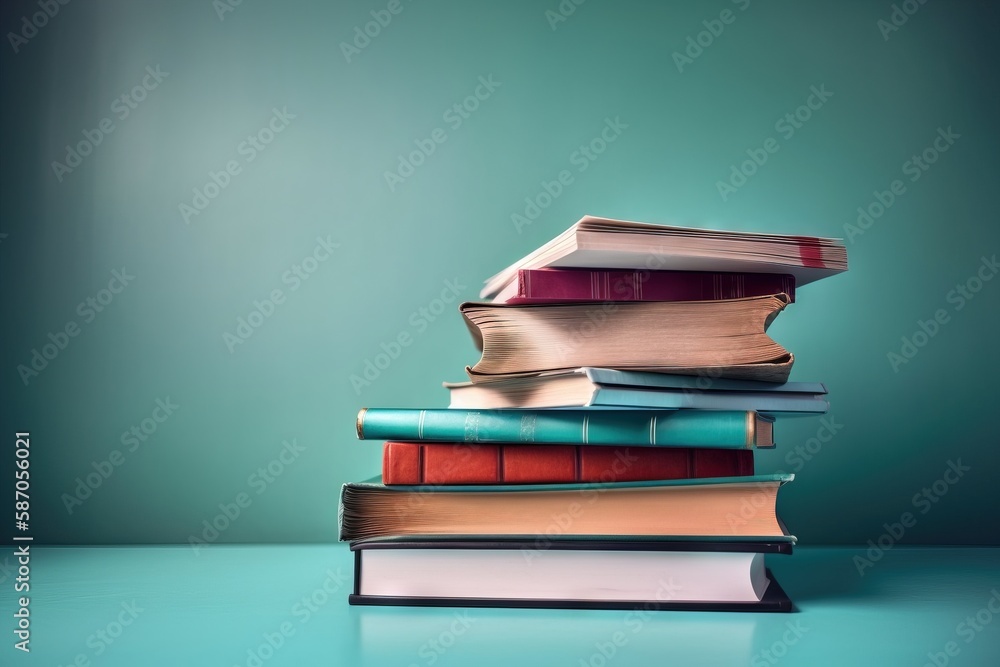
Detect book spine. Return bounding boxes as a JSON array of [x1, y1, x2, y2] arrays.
[[594, 388, 829, 413], [382, 442, 754, 485], [358, 409, 759, 448], [505, 270, 796, 304]]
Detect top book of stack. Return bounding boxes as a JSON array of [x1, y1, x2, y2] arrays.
[[481, 216, 848, 300]]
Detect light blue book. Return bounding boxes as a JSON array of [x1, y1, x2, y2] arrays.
[[446, 368, 828, 413], [584, 368, 827, 393]]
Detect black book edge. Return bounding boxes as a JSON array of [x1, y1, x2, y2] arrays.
[[349, 538, 793, 555], [349, 565, 792, 613]]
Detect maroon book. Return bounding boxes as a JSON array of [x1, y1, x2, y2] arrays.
[[382, 442, 754, 485], [494, 269, 795, 304]]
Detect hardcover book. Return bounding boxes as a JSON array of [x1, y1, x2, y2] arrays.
[[338, 474, 794, 542], [349, 538, 793, 612], [581, 368, 827, 392], [445, 368, 828, 412], [461, 294, 794, 383], [382, 442, 754, 485], [480, 215, 848, 299], [356, 408, 775, 449], [493, 268, 797, 304]]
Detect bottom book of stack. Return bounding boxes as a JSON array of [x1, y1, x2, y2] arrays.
[[339, 474, 795, 612], [349, 539, 792, 612]]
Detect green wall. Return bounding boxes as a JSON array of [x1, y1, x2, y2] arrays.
[[1, 0, 997, 546]]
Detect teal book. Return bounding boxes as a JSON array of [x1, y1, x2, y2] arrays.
[[356, 408, 774, 449], [338, 474, 795, 543]]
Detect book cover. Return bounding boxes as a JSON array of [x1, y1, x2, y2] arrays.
[[581, 368, 827, 393], [445, 373, 828, 412], [481, 215, 848, 298], [338, 473, 796, 543], [349, 539, 793, 612], [497, 268, 796, 304], [382, 442, 754, 484], [348, 576, 793, 612], [357, 408, 775, 449]]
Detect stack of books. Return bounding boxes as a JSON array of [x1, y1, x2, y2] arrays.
[[340, 216, 847, 611]]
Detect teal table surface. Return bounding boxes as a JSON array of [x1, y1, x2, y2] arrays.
[[3, 545, 998, 666]]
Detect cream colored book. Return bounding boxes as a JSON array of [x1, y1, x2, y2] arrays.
[[339, 474, 793, 542], [461, 294, 794, 383], [481, 215, 848, 299]]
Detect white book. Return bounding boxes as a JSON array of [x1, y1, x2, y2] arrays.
[[446, 368, 829, 412], [482, 215, 848, 299], [357, 545, 772, 603]]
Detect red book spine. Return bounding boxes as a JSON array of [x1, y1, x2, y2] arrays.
[[382, 442, 754, 485], [504, 269, 795, 304]]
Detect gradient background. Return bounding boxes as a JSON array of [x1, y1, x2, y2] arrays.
[[1, 0, 998, 547]]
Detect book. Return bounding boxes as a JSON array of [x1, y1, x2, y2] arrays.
[[445, 369, 828, 412], [349, 538, 793, 611], [338, 474, 794, 542], [382, 442, 754, 485], [461, 294, 794, 383], [357, 408, 775, 449], [582, 368, 827, 392], [493, 268, 797, 304], [481, 215, 847, 299]]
